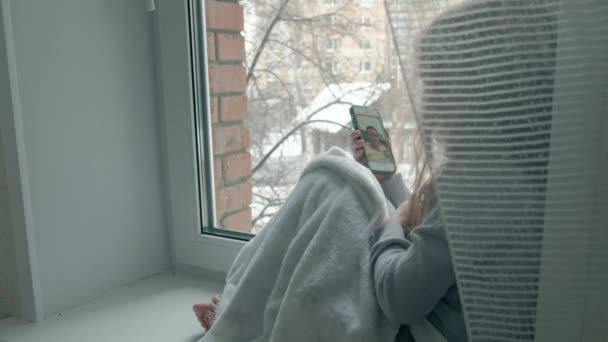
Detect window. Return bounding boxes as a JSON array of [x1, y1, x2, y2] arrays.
[[360, 61, 372, 73], [171, 0, 410, 242], [324, 61, 338, 74], [326, 38, 337, 51], [159, 1, 608, 337], [359, 38, 372, 50], [360, 0, 373, 8], [361, 16, 372, 27], [324, 0, 337, 5], [327, 14, 338, 27]]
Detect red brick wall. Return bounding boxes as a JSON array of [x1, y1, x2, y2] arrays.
[[205, 0, 252, 232]]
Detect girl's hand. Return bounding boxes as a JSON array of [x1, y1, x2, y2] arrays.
[[350, 130, 366, 163], [383, 200, 411, 232], [395, 201, 411, 233], [350, 130, 390, 182], [394, 200, 419, 235]]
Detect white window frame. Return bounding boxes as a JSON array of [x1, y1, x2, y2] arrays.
[[327, 14, 338, 27], [324, 60, 338, 74], [326, 38, 337, 51], [361, 16, 372, 28], [359, 38, 372, 50], [360, 60, 372, 73], [155, 0, 245, 276], [360, 0, 373, 8]]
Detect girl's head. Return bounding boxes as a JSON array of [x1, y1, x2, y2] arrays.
[[366, 126, 381, 148], [401, 0, 557, 229]]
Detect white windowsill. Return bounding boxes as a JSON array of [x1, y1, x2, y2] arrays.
[[0, 273, 223, 342]]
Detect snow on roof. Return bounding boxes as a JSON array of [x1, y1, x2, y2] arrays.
[[297, 82, 391, 133]]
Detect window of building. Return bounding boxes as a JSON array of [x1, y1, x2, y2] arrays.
[[359, 38, 372, 50], [361, 16, 372, 27], [324, 0, 337, 5], [326, 38, 337, 51], [327, 14, 338, 26], [360, 61, 372, 73], [324, 61, 338, 74], [360, 0, 373, 8]]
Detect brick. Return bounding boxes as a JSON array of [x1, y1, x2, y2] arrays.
[[213, 125, 246, 155], [208, 64, 246, 94], [216, 181, 252, 217], [207, 32, 216, 61], [217, 33, 245, 61], [219, 95, 247, 122], [209, 96, 218, 123], [223, 152, 251, 182], [206, 0, 244, 31], [241, 127, 250, 148], [221, 208, 252, 233]]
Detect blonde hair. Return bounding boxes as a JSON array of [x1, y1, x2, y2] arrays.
[[401, 131, 433, 231], [399, 2, 472, 231]]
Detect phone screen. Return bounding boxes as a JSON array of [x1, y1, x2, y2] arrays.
[[351, 110, 396, 174]]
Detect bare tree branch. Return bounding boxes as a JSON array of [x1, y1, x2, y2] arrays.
[[278, 0, 351, 23], [266, 38, 325, 72], [247, 0, 291, 83], [254, 68, 295, 100]]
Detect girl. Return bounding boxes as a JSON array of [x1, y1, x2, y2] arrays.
[[352, 129, 466, 342]]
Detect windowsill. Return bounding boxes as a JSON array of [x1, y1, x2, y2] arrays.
[[0, 273, 224, 342]]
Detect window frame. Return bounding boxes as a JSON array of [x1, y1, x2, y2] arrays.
[[326, 38, 337, 51], [360, 60, 372, 73], [324, 60, 338, 74], [359, 38, 372, 50], [360, 16, 372, 28], [360, 0, 373, 9], [155, 0, 246, 276], [327, 14, 338, 26]]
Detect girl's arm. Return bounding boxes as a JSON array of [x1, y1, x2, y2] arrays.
[[369, 205, 455, 324], [379, 174, 410, 209]]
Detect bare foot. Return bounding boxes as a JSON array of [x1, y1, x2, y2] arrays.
[[193, 295, 221, 331]]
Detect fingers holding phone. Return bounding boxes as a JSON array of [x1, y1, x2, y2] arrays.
[[351, 129, 391, 182], [351, 130, 365, 163]]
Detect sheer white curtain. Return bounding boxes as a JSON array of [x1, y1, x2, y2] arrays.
[[385, 0, 608, 341]]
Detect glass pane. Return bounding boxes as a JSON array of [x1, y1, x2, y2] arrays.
[[199, 0, 418, 235]]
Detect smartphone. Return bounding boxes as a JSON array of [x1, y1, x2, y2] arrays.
[[349, 105, 397, 175]]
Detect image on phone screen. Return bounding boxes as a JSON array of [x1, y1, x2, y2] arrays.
[[353, 113, 395, 174]]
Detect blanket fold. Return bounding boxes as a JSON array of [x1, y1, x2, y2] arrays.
[[201, 147, 400, 342]]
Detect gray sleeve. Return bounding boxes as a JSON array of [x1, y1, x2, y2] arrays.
[[369, 206, 455, 324], [380, 173, 410, 208]]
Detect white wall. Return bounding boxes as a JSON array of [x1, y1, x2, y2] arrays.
[[0, 131, 19, 319], [3, 0, 169, 317]]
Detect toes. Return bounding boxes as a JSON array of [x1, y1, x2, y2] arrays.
[[193, 304, 208, 316]]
